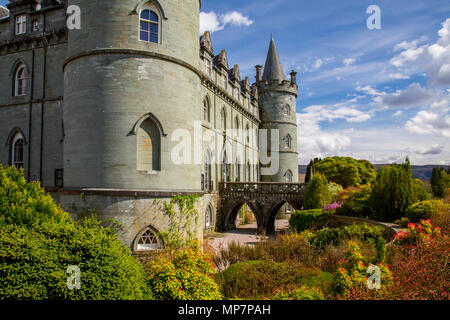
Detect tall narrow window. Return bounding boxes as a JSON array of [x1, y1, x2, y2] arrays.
[[246, 161, 251, 182], [282, 105, 291, 116], [137, 117, 161, 172], [204, 59, 212, 77], [140, 8, 159, 43], [14, 64, 27, 96], [236, 157, 241, 182], [283, 134, 292, 149], [245, 124, 250, 145], [15, 15, 26, 35], [221, 108, 226, 131], [285, 170, 293, 183], [11, 133, 24, 169], [221, 151, 230, 182], [223, 74, 228, 90], [205, 205, 214, 230], [203, 98, 210, 123], [204, 150, 211, 191]]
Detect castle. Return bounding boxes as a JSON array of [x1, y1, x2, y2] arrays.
[[0, 0, 299, 252]]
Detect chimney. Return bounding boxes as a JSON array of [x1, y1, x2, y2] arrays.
[[290, 70, 297, 85], [255, 65, 262, 82]]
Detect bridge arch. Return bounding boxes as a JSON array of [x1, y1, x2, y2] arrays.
[[217, 182, 307, 235]]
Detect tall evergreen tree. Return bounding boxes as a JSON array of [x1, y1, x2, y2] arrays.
[[305, 160, 314, 183], [369, 158, 416, 221]]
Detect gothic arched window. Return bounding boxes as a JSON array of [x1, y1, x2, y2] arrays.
[[11, 132, 24, 169], [204, 149, 211, 191], [282, 104, 291, 116], [140, 5, 160, 44], [135, 226, 162, 251], [283, 134, 292, 149], [205, 204, 214, 230], [285, 170, 293, 183], [221, 151, 230, 182], [221, 108, 226, 131], [203, 98, 210, 123], [137, 117, 161, 172], [14, 64, 27, 96]]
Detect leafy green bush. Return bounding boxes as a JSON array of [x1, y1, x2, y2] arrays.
[[304, 173, 332, 210], [0, 165, 150, 300], [309, 224, 386, 263], [405, 200, 446, 223], [336, 185, 372, 217], [329, 183, 344, 201], [313, 157, 376, 188], [289, 209, 329, 232], [333, 241, 392, 299], [272, 286, 325, 300], [0, 166, 71, 227], [414, 181, 431, 202], [145, 246, 221, 300], [216, 260, 295, 299]]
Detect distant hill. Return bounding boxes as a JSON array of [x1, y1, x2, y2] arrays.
[[298, 164, 449, 182]]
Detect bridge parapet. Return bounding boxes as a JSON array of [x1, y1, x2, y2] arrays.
[[219, 182, 307, 196]]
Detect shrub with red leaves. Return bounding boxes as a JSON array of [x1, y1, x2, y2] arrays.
[[387, 235, 450, 300]]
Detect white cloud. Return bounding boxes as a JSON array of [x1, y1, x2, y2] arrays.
[[389, 73, 410, 80], [313, 58, 323, 69], [405, 110, 450, 137], [199, 11, 253, 34], [343, 58, 355, 66], [415, 144, 444, 155], [296, 100, 373, 162], [380, 83, 436, 108], [355, 85, 386, 96], [393, 110, 403, 117], [221, 11, 253, 27]]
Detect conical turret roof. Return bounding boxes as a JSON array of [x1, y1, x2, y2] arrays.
[[262, 35, 285, 81]]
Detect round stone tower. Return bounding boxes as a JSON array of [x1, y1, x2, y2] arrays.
[[63, 0, 202, 191], [257, 36, 299, 183]]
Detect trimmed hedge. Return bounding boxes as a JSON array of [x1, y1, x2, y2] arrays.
[[289, 210, 329, 233]]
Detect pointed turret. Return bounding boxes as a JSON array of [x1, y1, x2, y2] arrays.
[[262, 36, 285, 81]]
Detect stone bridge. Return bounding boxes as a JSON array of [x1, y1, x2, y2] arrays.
[[217, 182, 307, 235]]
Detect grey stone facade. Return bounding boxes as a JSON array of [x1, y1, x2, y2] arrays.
[[0, 0, 299, 251]]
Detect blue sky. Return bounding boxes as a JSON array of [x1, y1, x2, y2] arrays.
[[200, 0, 450, 165], [1, 0, 449, 165]]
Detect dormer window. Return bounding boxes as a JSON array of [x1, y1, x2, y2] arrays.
[[204, 59, 212, 77], [223, 75, 228, 90], [15, 15, 27, 35], [140, 7, 159, 44]]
